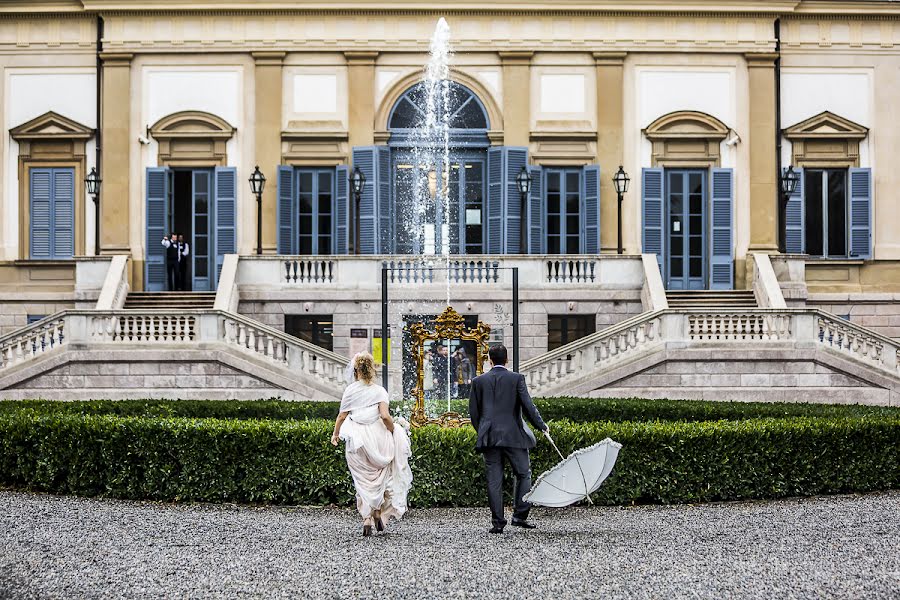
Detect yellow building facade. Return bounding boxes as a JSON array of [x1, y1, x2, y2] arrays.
[[0, 0, 899, 336]]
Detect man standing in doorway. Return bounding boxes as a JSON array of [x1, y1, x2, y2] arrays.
[[176, 233, 190, 291], [161, 232, 180, 291]]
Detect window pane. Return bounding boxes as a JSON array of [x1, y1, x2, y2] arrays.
[[195, 257, 208, 277], [297, 173, 313, 194], [567, 215, 579, 234], [299, 215, 313, 235], [670, 257, 683, 277], [547, 215, 561, 235], [195, 196, 208, 215], [566, 172, 580, 194], [547, 236, 560, 254], [689, 236, 702, 256], [566, 194, 579, 216], [196, 237, 208, 255], [805, 171, 824, 256], [566, 236, 579, 254], [690, 194, 702, 215], [284, 314, 334, 351], [318, 172, 332, 194], [299, 194, 313, 214], [319, 234, 332, 254], [690, 257, 702, 278], [299, 236, 313, 255], [827, 170, 847, 257], [546, 172, 560, 195]]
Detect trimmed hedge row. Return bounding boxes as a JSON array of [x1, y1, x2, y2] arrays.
[[1, 409, 898, 506], [2, 397, 898, 423]]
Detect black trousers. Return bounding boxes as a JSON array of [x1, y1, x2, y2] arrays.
[[482, 446, 532, 528], [178, 259, 188, 291], [166, 261, 180, 291]]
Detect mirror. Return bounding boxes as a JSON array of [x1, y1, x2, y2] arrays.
[[407, 306, 490, 427]]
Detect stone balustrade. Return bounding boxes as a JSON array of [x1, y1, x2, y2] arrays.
[[0, 308, 349, 391], [236, 254, 645, 290], [521, 308, 900, 396], [0, 314, 66, 369]]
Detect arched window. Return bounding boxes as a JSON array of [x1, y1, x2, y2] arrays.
[[388, 81, 489, 134]]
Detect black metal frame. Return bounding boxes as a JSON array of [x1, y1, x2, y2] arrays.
[[379, 265, 520, 393]]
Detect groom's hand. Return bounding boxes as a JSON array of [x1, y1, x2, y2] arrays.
[[330, 433, 340, 446]]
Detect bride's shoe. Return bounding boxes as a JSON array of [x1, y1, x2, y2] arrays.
[[374, 510, 384, 532], [363, 518, 373, 537]]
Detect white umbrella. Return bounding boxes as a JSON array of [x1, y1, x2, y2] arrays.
[[523, 433, 622, 508]]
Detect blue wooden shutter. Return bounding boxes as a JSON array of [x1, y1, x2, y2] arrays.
[[29, 168, 53, 259], [486, 147, 504, 254], [504, 147, 528, 254], [487, 146, 528, 253], [335, 165, 349, 254], [277, 165, 296, 254], [848, 168, 872, 259], [641, 168, 665, 273], [51, 169, 75, 259], [352, 147, 379, 254], [710, 168, 734, 290], [145, 167, 170, 291], [582, 165, 600, 254], [784, 167, 804, 254], [527, 165, 543, 254], [376, 147, 392, 254], [214, 167, 237, 286]]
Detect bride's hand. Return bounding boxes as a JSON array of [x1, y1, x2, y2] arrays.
[[330, 433, 340, 446]]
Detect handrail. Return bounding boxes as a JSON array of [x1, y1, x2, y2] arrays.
[[221, 309, 349, 366], [520, 309, 665, 371], [0, 310, 68, 346], [520, 307, 900, 374]]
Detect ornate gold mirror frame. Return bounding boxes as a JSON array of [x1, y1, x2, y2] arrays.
[[408, 306, 491, 428]]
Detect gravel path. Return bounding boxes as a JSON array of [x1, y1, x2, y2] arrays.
[[1, 491, 899, 600]]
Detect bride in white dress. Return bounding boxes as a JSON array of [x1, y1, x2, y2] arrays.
[[330, 352, 413, 536]]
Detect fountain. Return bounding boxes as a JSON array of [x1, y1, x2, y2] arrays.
[[387, 18, 493, 427]]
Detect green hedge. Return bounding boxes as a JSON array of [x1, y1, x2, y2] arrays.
[[1, 408, 898, 506], [2, 397, 897, 423]]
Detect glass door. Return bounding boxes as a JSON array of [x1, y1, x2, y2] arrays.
[[666, 170, 706, 290], [393, 154, 486, 255], [191, 170, 212, 291]]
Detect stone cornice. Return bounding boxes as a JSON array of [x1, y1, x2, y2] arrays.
[[343, 51, 378, 65]]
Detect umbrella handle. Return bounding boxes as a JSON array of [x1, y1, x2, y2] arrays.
[[543, 431, 566, 461]]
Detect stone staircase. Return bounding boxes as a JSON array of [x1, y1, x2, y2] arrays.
[[123, 292, 216, 310], [666, 290, 757, 309]]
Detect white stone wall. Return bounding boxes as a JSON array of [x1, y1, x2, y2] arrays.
[[2, 68, 97, 261]]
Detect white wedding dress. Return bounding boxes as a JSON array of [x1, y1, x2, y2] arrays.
[[339, 381, 413, 522]]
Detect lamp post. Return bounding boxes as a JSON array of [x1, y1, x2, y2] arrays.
[[349, 166, 366, 254], [515, 166, 532, 254], [779, 165, 800, 252], [249, 165, 266, 255], [612, 165, 630, 255], [84, 167, 101, 256]]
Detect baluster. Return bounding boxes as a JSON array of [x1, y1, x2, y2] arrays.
[[238, 322, 247, 347], [266, 335, 275, 358]]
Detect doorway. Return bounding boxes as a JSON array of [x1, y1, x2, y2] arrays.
[[170, 169, 213, 292], [665, 170, 706, 290]]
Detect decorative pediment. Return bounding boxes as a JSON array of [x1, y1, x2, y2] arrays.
[[10, 111, 94, 141], [643, 111, 729, 141], [783, 111, 868, 141], [149, 111, 235, 167], [149, 110, 235, 141]]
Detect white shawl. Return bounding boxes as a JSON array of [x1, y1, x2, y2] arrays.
[[340, 381, 388, 414]]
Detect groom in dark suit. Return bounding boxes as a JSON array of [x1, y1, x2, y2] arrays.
[[469, 345, 548, 533]]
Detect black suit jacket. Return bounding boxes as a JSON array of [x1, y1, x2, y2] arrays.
[[469, 366, 546, 452]]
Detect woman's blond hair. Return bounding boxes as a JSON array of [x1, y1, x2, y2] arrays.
[[354, 352, 377, 385]]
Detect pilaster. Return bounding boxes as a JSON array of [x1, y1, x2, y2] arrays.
[[594, 52, 626, 253], [499, 51, 532, 147], [746, 52, 779, 252], [344, 51, 378, 149], [253, 51, 285, 254], [99, 52, 133, 254]]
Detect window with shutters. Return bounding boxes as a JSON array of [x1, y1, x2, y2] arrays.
[[804, 169, 849, 258], [296, 168, 336, 255], [544, 168, 582, 255], [29, 167, 75, 260]]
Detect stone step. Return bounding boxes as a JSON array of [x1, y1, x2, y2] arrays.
[[123, 291, 217, 310], [666, 290, 757, 308]]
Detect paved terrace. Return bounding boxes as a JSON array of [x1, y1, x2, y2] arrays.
[[2, 491, 899, 599]]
